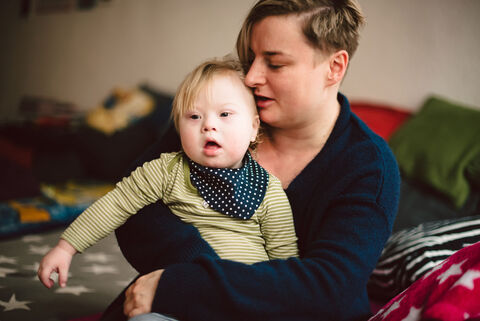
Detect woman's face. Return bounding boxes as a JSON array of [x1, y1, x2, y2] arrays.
[[245, 15, 331, 130]]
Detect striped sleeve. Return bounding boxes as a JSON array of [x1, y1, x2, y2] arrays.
[[61, 153, 173, 252], [259, 174, 299, 260]]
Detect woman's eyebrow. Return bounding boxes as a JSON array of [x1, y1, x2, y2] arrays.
[[263, 50, 292, 58]]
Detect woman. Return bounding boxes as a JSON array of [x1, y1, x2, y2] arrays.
[[103, 1, 400, 320]]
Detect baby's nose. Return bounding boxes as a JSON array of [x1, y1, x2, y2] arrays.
[[203, 124, 216, 132], [202, 119, 217, 132]]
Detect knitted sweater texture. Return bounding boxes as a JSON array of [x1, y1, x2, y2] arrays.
[[112, 93, 400, 321]]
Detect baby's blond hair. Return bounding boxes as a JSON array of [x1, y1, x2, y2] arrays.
[[172, 56, 255, 130]]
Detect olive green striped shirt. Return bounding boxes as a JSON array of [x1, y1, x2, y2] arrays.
[[62, 152, 298, 264]]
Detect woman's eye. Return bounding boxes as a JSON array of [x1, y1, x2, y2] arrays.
[[268, 64, 283, 70], [220, 112, 230, 117]]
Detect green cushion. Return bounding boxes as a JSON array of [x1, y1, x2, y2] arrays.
[[389, 96, 480, 209], [466, 155, 480, 188]]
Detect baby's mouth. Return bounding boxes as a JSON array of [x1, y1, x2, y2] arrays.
[[203, 140, 221, 156], [204, 141, 221, 149]]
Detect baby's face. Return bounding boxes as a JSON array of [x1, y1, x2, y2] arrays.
[[178, 73, 259, 169]]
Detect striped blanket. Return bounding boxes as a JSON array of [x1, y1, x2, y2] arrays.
[[368, 216, 480, 300], [369, 240, 480, 320]]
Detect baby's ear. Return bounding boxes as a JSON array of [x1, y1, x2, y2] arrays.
[[251, 115, 260, 142]]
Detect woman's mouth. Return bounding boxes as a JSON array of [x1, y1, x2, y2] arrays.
[[255, 94, 273, 108]]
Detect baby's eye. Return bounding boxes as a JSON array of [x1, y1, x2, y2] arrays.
[[189, 114, 200, 120], [220, 112, 231, 117]]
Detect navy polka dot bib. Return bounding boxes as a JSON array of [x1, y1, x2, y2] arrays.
[[188, 152, 268, 220]]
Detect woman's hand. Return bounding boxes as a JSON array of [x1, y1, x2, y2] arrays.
[[123, 269, 164, 318]]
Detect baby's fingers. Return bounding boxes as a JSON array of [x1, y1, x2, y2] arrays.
[[58, 264, 69, 288], [37, 265, 55, 289]]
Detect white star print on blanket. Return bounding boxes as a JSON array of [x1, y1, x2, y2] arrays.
[[369, 241, 480, 321], [0, 229, 136, 321], [0, 294, 31, 312]]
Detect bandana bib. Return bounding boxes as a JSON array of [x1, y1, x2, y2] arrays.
[[188, 153, 268, 220]]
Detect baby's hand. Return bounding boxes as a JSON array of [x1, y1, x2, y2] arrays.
[[37, 239, 77, 288]]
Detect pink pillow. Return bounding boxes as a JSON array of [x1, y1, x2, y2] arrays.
[[369, 241, 480, 321]]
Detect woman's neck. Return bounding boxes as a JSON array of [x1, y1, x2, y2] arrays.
[[266, 97, 340, 154], [256, 97, 341, 188]]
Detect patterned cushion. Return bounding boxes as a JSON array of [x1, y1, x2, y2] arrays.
[[368, 215, 480, 301], [0, 182, 113, 239], [369, 240, 480, 321]]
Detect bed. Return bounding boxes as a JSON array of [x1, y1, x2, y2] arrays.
[[0, 89, 479, 320], [0, 85, 172, 321]]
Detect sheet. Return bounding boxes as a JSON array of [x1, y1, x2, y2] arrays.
[[0, 228, 136, 321]]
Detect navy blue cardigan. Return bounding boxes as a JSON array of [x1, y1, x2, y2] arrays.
[[110, 93, 400, 321]]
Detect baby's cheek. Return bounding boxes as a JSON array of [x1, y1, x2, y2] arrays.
[[181, 139, 196, 159]]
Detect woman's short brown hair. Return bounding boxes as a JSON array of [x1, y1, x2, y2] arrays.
[[236, 0, 365, 73]]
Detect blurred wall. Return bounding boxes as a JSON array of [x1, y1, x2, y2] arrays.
[[343, 0, 480, 110], [1, 0, 479, 122]]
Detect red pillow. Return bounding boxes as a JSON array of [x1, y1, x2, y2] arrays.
[[350, 102, 412, 141]]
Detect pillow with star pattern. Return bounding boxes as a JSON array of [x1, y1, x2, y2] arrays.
[[368, 215, 480, 301], [369, 239, 480, 320]]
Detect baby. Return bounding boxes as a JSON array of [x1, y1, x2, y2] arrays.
[[38, 56, 298, 288]]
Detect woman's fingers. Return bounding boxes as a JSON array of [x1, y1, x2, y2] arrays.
[[124, 283, 146, 317], [123, 290, 133, 316], [127, 308, 144, 318], [123, 270, 164, 317]]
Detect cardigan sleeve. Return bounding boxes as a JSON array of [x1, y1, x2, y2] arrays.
[[115, 112, 400, 320], [114, 124, 219, 274], [149, 153, 400, 321]]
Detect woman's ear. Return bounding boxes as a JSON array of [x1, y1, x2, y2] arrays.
[[327, 50, 349, 86]]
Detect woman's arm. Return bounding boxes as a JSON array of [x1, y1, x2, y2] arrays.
[[147, 147, 399, 321], [116, 201, 218, 274], [121, 110, 401, 320], [117, 116, 400, 321], [114, 124, 219, 274], [150, 201, 394, 320]]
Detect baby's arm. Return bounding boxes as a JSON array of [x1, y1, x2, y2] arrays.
[[62, 157, 168, 252], [38, 239, 77, 288], [37, 156, 169, 288], [260, 175, 299, 260]]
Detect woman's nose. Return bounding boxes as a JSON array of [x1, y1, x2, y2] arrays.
[[244, 59, 265, 88]]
